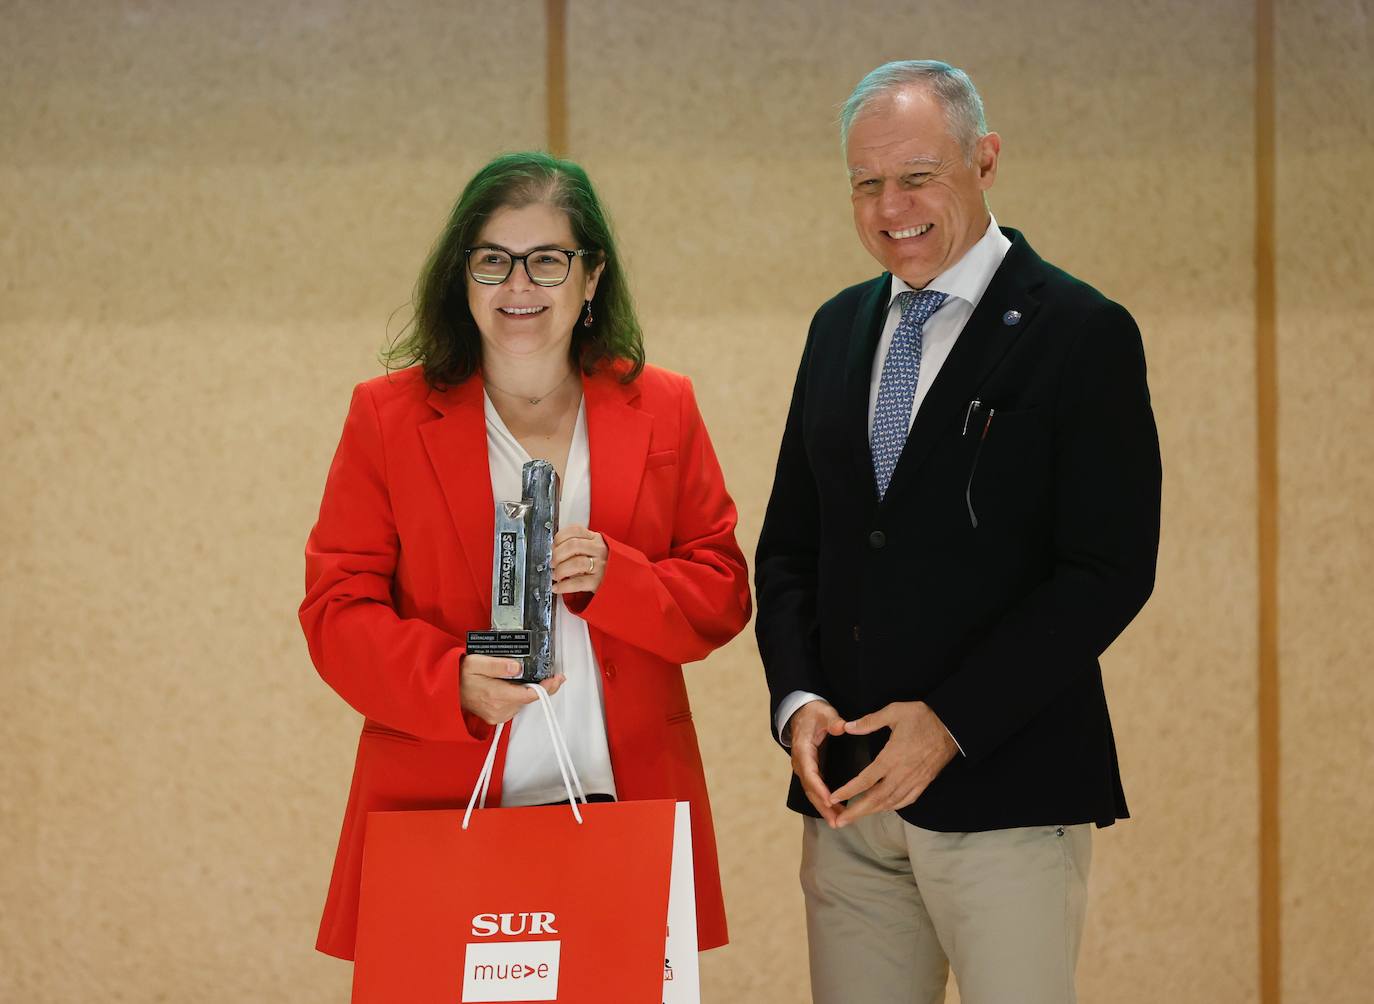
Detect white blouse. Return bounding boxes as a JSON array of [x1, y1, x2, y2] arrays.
[[483, 391, 618, 806]]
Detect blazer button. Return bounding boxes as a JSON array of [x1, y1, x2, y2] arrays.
[[603, 661, 617, 680], [868, 530, 886, 549], [852, 625, 861, 642]]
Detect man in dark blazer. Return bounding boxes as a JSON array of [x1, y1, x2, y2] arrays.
[[755, 60, 1161, 1004]]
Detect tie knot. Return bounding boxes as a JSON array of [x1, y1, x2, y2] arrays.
[[895, 289, 948, 326]]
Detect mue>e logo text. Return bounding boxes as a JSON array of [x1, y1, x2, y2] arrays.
[[462, 912, 560, 1003]]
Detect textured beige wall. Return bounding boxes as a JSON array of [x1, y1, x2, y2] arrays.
[[1276, 1, 1374, 1000], [0, 1, 1368, 1002]]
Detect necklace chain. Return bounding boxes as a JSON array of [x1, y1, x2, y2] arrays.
[[484, 368, 576, 405]]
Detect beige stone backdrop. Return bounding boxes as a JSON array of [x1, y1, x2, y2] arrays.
[[0, 1, 1368, 1002], [1275, 2, 1374, 1001]]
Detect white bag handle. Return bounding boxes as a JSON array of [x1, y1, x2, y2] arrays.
[[462, 683, 589, 830]]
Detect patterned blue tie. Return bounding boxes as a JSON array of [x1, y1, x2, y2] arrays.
[[871, 289, 947, 500]]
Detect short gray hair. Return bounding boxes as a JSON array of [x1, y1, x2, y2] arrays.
[[840, 60, 988, 161]]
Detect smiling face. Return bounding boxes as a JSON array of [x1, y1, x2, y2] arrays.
[[846, 86, 1000, 288], [465, 200, 603, 364]]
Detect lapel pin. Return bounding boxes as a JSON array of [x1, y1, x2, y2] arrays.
[[1002, 309, 1022, 326]]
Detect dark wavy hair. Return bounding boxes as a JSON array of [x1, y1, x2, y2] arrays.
[[383, 152, 644, 387]]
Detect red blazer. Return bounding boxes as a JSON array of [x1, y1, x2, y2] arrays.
[[300, 362, 751, 960]]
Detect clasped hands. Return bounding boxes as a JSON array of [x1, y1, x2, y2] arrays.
[[460, 524, 609, 726], [788, 698, 958, 828]]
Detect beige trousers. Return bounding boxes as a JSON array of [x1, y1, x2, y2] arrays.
[[800, 812, 1092, 1004]]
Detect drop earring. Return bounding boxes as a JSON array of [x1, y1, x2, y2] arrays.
[[582, 300, 594, 328]]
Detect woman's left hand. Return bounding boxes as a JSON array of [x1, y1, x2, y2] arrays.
[[551, 525, 609, 594]]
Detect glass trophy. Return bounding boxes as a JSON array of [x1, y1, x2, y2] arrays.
[[465, 460, 559, 682]]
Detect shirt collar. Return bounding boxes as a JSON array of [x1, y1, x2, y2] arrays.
[[887, 214, 1012, 311]]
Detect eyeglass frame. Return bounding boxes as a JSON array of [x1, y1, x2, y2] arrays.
[[462, 244, 598, 287]]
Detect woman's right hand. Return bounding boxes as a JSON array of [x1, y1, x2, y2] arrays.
[[459, 654, 565, 726]]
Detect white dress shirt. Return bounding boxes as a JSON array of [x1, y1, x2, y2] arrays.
[[485, 392, 618, 805], [775, 215, 1012, 751]]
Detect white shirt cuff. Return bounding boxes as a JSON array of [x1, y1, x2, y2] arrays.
[[775, 690, 826, 747], [941, 719, 966, 757]]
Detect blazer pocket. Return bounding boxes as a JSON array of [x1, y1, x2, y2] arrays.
[[987, 404, 1040, 420], [646, 449, 678, 469], [666, 709, 693, 724], [965, 405, 1049, 528], [635, 451, 680, 555], [361, 721, 421, 744], [983, 405, 1046, 451]]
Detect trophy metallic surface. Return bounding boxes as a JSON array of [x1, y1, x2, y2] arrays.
[[465, 460, 560, 682]]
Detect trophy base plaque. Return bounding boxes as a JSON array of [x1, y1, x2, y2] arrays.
[[464, 630, 533, 659]]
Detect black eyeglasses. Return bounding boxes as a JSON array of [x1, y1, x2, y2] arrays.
[[463, 245, 595, 287]]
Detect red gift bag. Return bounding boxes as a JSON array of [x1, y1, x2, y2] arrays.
[[353, 687, 679, 1004]]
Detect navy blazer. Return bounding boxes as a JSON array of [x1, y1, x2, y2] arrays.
[[755, 229, 1162, 832]]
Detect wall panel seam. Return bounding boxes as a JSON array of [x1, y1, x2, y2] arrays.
[[546, 0, 568, 156], [1255, 0, 1281, 1001]]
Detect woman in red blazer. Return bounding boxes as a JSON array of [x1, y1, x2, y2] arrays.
[[300, 152, 751, 962]]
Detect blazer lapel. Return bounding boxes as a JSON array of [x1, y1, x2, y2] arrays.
[[419, 377, 495, 610], [881, 230, 1045, 503], [583, 368, 652, 544], [844, 276, 892, 490]]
